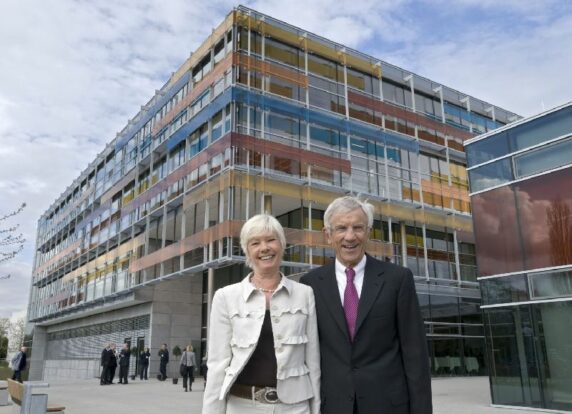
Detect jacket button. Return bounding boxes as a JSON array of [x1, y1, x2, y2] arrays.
[[273, 318, 280, 323], [276, 334, 283, 340]]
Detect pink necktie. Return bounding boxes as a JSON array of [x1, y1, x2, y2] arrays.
[[344, 267, 359, 342]]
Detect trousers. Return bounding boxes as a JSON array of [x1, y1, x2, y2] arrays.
[[226, 395, 310, 414]]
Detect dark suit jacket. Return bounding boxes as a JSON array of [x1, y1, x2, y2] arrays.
[[300, 255, 432, 414], [100, 348, 112, 367]]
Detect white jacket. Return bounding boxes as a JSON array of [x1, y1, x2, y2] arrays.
[[202, 274, 321, 414]]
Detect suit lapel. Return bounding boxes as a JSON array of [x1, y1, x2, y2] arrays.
[[355, 256, 386, 337], [317, 261, 349, 341]]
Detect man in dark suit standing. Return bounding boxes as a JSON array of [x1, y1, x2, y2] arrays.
[[118, 343, 131, 384], [158, 343, 169, 381], [301, 196, 432, 414], [100, 343, 111, 385]]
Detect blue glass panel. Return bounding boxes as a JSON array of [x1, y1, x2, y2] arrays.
[[514, 138, 572, 178], [466, 132, 510, 167], [166, 87, 232, 151], [468, 158, 513, 193], [508, 105, 572, 152]]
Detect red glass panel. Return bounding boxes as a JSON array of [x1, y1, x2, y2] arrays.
[[515, 167, 572, 270], [471, 186, 524, 276]]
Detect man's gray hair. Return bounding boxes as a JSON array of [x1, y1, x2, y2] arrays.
[[240, 214, 286, 268], [324, 196, 374, 230]]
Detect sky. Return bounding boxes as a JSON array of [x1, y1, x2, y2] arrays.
[[1, 0, 571, 319]]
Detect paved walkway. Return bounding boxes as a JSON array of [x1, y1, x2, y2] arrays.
[[0, 376, 542, 413]]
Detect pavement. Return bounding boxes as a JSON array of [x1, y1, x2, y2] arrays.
[[0, 376, 543, 414]]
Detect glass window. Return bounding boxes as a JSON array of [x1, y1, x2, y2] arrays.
[[514, 137, 572, 178], [307, 53, 341, 82], [266, 112, 301, 145], [534, 301, 572, 411], [430, 294, 460, 323], [309, 87, 345, 115], [471, 185, 524, 276], [212, 111, 223, 141], [485, 306, 542, 408], [468, 157, 513, 193], [515, 166, 572, 271], [481, 275, 529, 305], [268, 76, 302, 101], [265, 37, 301, 69], [529, 270, 572, 299], [466, 132, 510, 167], [509, 105, 572, 152]]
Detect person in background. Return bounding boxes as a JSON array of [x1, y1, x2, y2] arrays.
[[118, 343, 131, 384], [139, 347, 151, 380], [202, 214, 320, 414], [107, 343, 118, 384], [158, 343, 169, 381], [300, 196, 432, 414], [180, 345, 197, 392], [10, 346, 27, 383], [100, 343, 112, 385], [200, 354, 208, 390]]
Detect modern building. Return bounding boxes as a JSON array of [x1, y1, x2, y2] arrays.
[[466, 102, 572, 412], [27, 6, 519, 382]]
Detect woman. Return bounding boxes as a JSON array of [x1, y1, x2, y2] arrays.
[[139, 347, 150, 380], [180, 345, 197, 392], [202, 214, 320, 414]]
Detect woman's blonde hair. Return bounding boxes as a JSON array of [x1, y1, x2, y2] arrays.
[[186, 345, 193, 352], [240, 214, 286, 268]]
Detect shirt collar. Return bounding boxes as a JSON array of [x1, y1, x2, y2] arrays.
[[335, 254, 367, 275], [241, 272, 292, 301]]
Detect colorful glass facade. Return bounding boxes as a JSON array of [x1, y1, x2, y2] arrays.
[[467, 102, 572, 411], [28, 6, 519, 381]]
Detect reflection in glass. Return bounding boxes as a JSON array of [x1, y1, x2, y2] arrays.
[[514, 137, 572, 179], [534, 301, 572, 411], [468, 158, 513, 193], [471, 186, 524, 276], [481, 275, 529, 306], [509, 105, 572, 153], [432, 338, 462, 376], [529, 270, 572, 299], [485, 307, 542, 408], [516, 167, 572, 270], [466, 131, 510, 167], [430, 295, 459, 323]]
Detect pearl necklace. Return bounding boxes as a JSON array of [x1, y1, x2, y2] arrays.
[[251, 275, 280, 293], [254, 286, 277, 294]]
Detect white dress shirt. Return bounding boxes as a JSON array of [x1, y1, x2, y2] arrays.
[[335, 255, 366, 304]]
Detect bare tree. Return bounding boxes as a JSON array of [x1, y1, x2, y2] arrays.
[[0, 203, 26, 279]]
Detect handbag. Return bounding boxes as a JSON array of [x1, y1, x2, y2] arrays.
[[179, 364, 186, 376]]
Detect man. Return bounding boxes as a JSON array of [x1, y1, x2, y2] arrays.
[[118, 343, 131, 384], [100, 343, 112, 385], [107, 343, 118, 384], [301, 196, 432, 414], [158, 343, 169, 381], [10, 346, 27, 383]]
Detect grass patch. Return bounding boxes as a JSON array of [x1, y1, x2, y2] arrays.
[[0, 360, 29, 381]]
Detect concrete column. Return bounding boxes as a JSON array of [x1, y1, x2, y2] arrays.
[[28, 326, 47, 381], [149, 276, 203, 378]]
